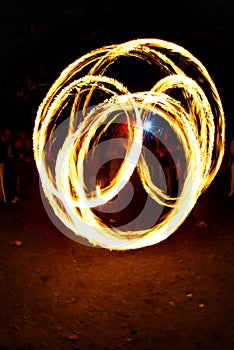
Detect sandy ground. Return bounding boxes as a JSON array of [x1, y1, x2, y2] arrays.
[[0, 173, 234, 350]]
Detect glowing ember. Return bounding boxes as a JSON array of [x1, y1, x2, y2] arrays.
[[33, 38, 225, 250]]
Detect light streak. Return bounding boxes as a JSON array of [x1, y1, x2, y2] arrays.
[[33, 38, 225, 250]]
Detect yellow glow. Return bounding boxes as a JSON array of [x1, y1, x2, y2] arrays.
[[33, 38, 225, 250]]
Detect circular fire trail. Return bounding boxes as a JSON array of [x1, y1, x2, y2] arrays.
[[33, 38, 225, 250]]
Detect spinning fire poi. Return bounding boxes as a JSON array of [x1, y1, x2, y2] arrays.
[[33, 38, 225, 250]]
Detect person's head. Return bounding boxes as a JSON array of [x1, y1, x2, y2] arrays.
[[114, 123, 129, 138], [15, 137, 23, 148], [24, 138, 32, 149], [17, 130, 28, 139], [4, 128, 11, 139]]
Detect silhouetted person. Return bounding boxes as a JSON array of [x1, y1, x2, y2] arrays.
[[21, 137, 38, 199], [228, 136, 234, 197], [0, 132, 7, 205], [8, 137, 24, 203], [2, 128, 15, 203]]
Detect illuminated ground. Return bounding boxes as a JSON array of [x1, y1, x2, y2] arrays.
[[0, 173, 233, 350]]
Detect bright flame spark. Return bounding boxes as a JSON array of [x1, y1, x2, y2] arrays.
[[143, 120, 152, 132], [33, 38, 225, 250]]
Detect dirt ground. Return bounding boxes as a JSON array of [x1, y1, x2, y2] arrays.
[[0, 172, 234, 350]]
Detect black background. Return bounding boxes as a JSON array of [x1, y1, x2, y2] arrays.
[[0, 0, 233, 134]]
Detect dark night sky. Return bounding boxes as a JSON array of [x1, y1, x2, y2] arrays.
[[0, 0, 233, 134]]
